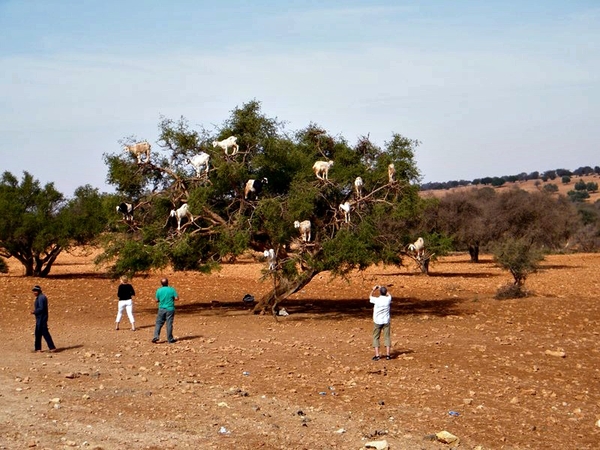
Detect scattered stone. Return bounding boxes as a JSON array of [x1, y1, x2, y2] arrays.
[[49, 397, 61, 404], [335, 428, 346, 434], [545, 349, 566, 358], [596, 419, 600, 428], [364, 440, 388, 449], [65, 372, 77, 379], [436, 430, 459, 444]]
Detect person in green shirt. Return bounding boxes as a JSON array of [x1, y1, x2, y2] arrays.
[[152, 278, 179, 343]]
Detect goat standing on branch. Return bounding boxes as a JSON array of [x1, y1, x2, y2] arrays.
[[170, 203, 193, 231], [294, 220, 311, 242], [263, 248, 277, 271], [313, 160, 334, 180], [354, 176, 364, 199], [187, 152, 210, 177], [388, 163, 396, 183], [213, 136, 239, 156], [339, 201, 351, 223], [116, 202, 134, 222], [124, 141, 151, 164], [244, 177, 268, 200], [408, 237, 425, 258]]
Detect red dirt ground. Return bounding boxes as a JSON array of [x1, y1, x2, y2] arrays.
[[1, 249, 599, 449]]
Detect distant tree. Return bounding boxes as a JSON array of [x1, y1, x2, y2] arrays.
[[573, 166, 594, 176], [555, 168, 572, 177], [503, 175, 518, 183], [492, 238, 544, 298], [595, 166, 600, 175], [527, 171, 539, 180], [543, 170, 557, 180], [574, 180, 587, 191], [586, 182, 598, 192], [491, 177, 506, 187], [561, 175, 571, 184], [543, 183, 559, 193], [0, 172, 108, 276], [568, 190, 590, 202]]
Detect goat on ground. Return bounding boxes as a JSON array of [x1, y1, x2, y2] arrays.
[[124, 141, 151, 164], [294, 220, 312, 242], [339, 201, 351, 223], [244, 177, 268, 200], [187, 152, 210, 177], [354, 177, 364, 198], [388, 163, 396, 183], [408, 237, 425, 257], [170, 203, 193, 231], [212, 136, 239, 156], [313, 160, 334, 180], [263, 248, 276, 271], [116, 202, 133, 222]]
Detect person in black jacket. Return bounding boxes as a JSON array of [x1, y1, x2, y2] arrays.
[[31, 285, 56, 353]]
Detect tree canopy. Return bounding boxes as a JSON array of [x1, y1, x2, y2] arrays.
[[0, 172, 108, 276], [100, 100, 424, 311]]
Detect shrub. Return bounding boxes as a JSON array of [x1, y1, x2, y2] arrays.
[[561, 176, 571, 184], [586, 182, 598, 192], [543, 183, 558, 193], [574, 180, 587, 191], [492, 238, 544, 287], [568, 190, 590, 202]]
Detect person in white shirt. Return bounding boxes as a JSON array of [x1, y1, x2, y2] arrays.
[[369, 285, 392, 361]]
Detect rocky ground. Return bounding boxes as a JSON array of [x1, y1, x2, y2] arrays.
[[1, 249, 599, 449]]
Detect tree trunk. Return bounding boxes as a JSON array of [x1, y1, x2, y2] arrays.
[[468, 243, 480, 263], [253, 269, 317, 315]]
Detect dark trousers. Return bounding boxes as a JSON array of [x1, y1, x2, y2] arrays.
[[35, 318, 56, 351], [153, 309, 175, 342]]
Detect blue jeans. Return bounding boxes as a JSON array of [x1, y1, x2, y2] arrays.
[[154, 309, 175, 342]]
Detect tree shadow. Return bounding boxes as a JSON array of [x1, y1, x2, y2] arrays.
[[47, 272, 110, 280]]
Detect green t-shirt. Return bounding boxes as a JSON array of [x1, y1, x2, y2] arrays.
[[155, 286, 178, 311]]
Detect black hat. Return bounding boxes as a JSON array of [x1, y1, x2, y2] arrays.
[[32, 285, 42, 292]]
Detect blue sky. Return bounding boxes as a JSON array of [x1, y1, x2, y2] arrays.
[[1, 0, 598, 195]]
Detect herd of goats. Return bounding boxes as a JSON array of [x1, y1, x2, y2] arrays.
[[118, 137, 427, 271]]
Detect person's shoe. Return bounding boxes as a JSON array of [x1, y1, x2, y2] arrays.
[[372, 355, 380, 361], [386, 355, 391, 360], [49, 348, 57, 353], [151, 338, 159, 343], [168, 339, 177, 344]]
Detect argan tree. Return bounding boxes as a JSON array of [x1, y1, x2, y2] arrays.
[[99, 100, 423, 312], [0, 172, 108, 276]]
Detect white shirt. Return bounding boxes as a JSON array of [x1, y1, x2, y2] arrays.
[[370, 294, 392, 324]]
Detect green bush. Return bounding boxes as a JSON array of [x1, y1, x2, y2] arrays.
[[561, 176, 571, 184], [574, 180, 587, 191], [543, 183, 558, 193], [586, 182, 598, 192], [492, 238, 544, 288], [568, 190, 590, 202]]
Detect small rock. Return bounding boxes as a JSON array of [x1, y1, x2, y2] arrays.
[[596, 419, 600, 428], [49, 397, 61, 404], [436, 430, 459, 444], [545, 350, 566, 358], [364, 440, 388, 450], [335, 428, 346, 434]]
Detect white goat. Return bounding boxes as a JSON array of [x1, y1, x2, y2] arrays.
[[388, 163, 396, 183], [354, 176, 364, 198], [244, 177, 268, 200], [408, 237, 425, 258], [339, 201, 351, 223], [212, 136, 239, 156], [263, 248, 276, 271], [188, 152, 210, 177], [170, 203, 193, 231], [124, 141, 151, 164], [294, 220, 312, 242], [313, 160, 334, 180]]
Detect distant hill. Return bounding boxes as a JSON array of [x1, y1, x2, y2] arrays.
[[420, 174, 600, 204]]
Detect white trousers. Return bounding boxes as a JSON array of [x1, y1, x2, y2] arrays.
[[116, 299, 135, 324]]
